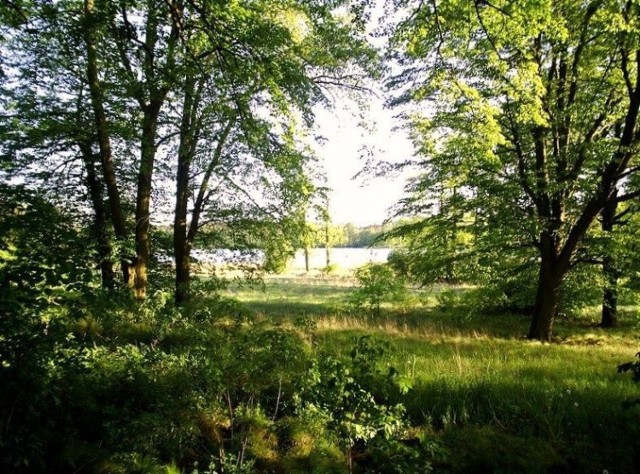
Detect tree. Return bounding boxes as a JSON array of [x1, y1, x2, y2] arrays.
[[2, 0, 377, 303], [594, 196, 640, 327], [0, 0, 124, 290], [83, 0, 128, 287], [351, 263, 407, 317], [389, 0, 640, 340], [168, 0, 377, 302]]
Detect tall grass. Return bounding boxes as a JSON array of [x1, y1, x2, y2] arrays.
[[228, 275, 640, 473]]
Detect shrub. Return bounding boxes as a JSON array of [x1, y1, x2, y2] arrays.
[[350, 263, 408, 317]]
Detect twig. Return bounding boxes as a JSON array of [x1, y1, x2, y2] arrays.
[[272, 376, 283, 421]]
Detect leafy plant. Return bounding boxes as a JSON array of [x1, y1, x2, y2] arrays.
[[350, 263, 408, 317], [297, 336, 413, 471]]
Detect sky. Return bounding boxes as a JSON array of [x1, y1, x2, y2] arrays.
[[307, 0, 416, 227], [311, 88, 415, 227]]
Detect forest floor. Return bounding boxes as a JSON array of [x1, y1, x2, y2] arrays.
[[227, 274, 640, 473]]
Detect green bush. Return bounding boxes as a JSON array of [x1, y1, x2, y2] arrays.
[[350, 263, 409, 317]]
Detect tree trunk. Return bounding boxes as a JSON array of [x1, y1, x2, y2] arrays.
[[174, 145, 191, 304], [79, 141, 115, 289], [174, 237, 191, 305], [174, 76, 198, 305], [528, 233, 567, 341], [600, 196, 618, 328], [84, 0, 132, 286], [528, 263, 563, 341], [133, 102, 162, 300], [304, 247, 310, 272]]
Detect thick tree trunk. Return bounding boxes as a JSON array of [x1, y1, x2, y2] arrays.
[[84, 0, 132, 286], [133, 102, 162, 300], [528, 262, 563, 341], [528, 233, 567, 341], [79, 141, 115, 289], [600, 196, 618, 328]]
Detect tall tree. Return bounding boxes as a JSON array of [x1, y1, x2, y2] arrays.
[[389, 0, 640, 340], [83, 0, 130, 286], [108, 0, 179, 299], [167, 0, 377, 303], [0, 1, 123, 290]]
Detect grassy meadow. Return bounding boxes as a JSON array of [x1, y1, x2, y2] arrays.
[[6, 264, 640, 473], [227, 273, 640, 473]]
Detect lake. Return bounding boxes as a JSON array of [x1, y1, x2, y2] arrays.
[[188, 247, 393, 270], [291, 247, 392, 270]]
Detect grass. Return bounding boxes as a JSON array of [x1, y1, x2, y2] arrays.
[[227, 274, 640, 473]]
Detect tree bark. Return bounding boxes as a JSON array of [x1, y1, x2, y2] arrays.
[[133, 101, 162, 300], [528, 268, 562, 341], [600, 195, 618, 328], [174, 76, 198, 305], [79, 140, 115, 289], [528, 232, 566, 341], [84, 0, 132, 286]]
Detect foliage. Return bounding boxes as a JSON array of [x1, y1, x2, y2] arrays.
[[386, 217, 479, 285], [231, 276, 640, 473], [387, 0, 640, 339], [1, 0, 379, 300], [350, 263, 409, 317], [1, 268, 429, 473], [295, 335, 420, 470]]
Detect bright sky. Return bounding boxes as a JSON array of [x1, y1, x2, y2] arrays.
[[311, 90, 414, 227], [308, 0, 415, 227]]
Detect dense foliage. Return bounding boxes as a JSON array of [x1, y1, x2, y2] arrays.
[[387, 0, 640, 340]]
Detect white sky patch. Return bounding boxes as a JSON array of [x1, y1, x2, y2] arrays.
[[312, 93, 414, 226], [305, 0, 417, 227]]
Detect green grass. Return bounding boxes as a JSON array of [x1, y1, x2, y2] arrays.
[[227, 275, 640, 473]]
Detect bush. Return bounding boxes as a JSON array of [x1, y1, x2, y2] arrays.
[[350, 263, 408, 317]]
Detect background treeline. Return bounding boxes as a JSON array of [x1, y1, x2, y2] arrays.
[[156, 221, 404, 252], [297, 221, 406, 249]]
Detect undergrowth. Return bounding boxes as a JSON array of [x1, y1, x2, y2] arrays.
[[3, 272, 640, 473]]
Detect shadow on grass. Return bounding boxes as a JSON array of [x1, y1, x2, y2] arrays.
[[399, 376, 640, 473], [230, 280, 640, 345]]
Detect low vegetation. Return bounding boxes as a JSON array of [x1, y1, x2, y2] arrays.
[[229, 274, 640, 473], [3, 263, 640, 473]]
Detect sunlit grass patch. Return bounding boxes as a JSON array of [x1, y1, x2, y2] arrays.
[[225, 275, 640, 472]]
